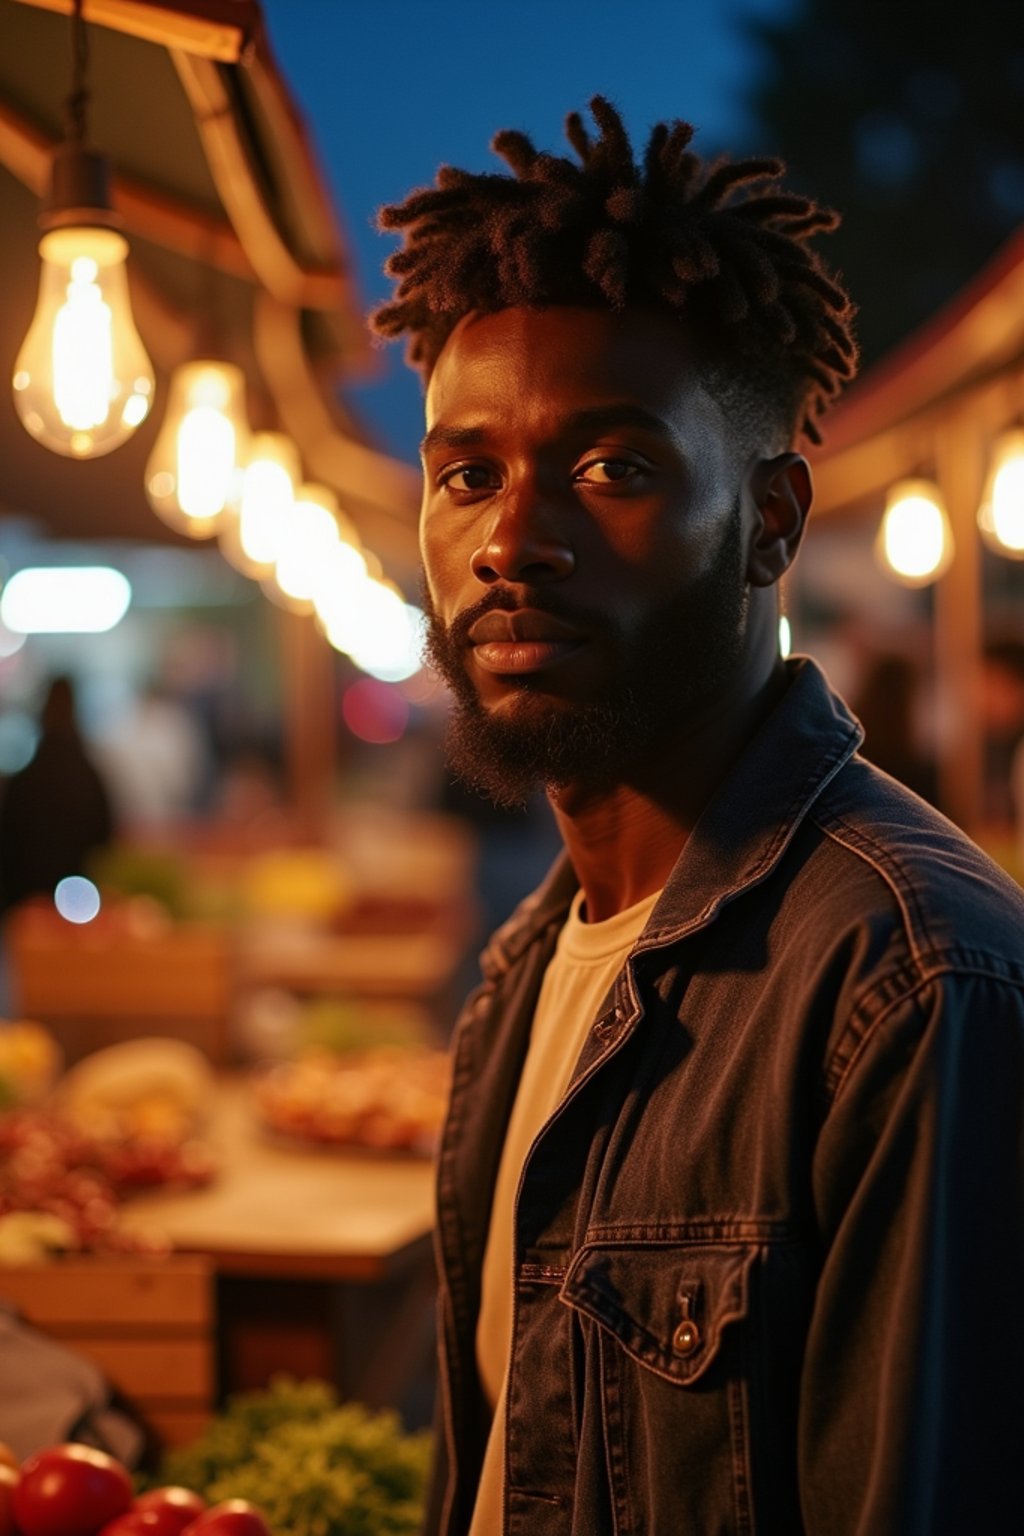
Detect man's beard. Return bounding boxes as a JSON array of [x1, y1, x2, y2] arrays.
[[423, 504, 749, 809]]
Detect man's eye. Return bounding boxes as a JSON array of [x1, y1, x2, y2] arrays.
[[439, 464, 497, 492], [575, 459, 641, 485]]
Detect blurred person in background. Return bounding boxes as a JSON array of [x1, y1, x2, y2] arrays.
[[94, 681, 210, 829], [375, 96, 1024, 1535], [980, 637, 1024, 859], [0, 676, 114, 913], [852, 649, 937, 805]]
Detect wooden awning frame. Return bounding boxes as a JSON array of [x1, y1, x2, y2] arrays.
[[808, 225, 1024, 834], [3, 0, 420, 566]]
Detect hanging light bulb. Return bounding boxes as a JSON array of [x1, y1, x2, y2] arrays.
[[322, 575, 423, 682], [311, 536, 369, 633], [876, 478, 954, 586], [12, 3, 153, 458], [270, 483, 342, 612], [145, 360, 249, 538], [218, 432, 300, 576], [978, 429, 1024, 559]]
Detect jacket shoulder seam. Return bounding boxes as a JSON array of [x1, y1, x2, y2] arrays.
[[826, 958, 1024, 1105], [811, 808, 929, 966]]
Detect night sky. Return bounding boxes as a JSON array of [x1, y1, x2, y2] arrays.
[[260, 0, 788, 464]]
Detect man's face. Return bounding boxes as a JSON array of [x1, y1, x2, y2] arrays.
[[420, 305, 760, 806]]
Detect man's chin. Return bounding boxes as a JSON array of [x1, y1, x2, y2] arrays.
[[442, 689, 646, 810]]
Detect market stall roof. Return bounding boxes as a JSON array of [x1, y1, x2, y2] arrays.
[[0, 0, 420, 570], [811, 226, 1024, 519]]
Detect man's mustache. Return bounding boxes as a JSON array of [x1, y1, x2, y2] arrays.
[[444, 588, 606, 651]]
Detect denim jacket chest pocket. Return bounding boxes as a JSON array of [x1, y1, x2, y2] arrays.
[[557, 1239, 802, 1534], [561, 1239, 754, 1384]]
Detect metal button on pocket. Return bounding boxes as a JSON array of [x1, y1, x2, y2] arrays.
[[672, 1318, 701, 1355], [672, 1291, 701, 1356]]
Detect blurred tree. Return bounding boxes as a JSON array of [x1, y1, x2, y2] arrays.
[[746, 0, 1024, 364]]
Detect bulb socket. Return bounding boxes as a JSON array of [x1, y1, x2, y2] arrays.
[[40, 142, 121, 233]]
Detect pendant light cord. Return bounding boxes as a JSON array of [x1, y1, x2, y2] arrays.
[[62, 0, 90, 146]]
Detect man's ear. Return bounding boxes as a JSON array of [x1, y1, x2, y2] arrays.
[[745, 453, 813, 587]]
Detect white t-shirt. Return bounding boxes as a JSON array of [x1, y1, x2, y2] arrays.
[[468, 885, 663, 1536]]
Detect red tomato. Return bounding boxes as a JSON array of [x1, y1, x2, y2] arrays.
[[94, 1515, 152, 1536], [0, 1464, 20, 1536], [180, 1502, 271, 1536], [97, 1511, 188, 1536], [132, 1492, 207, 1533], [13, 1445, 133, 1536]]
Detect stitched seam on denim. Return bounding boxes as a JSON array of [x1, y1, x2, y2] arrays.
[[826, 960, 1024, 1105], [729, 1369, 754, 1536], [813, 811, 928, 966], [599, 1326, 632, 1536], [579, 1221, 798, 1244], [436, 1032, 478, 1511]]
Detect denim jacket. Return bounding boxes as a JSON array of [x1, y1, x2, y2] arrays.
[[428, 658, 1024, 1536]]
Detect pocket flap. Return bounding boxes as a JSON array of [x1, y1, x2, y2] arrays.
[[560, 1241, 755, 1385]]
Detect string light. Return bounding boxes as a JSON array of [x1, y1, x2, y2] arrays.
[[877, 478, 953, 586], [145, 360, 249, 538], [978, 429, 1024, 558], [271, 483, 342, 610], [12, 0, 153, 457], [218, 431, 300, 575]]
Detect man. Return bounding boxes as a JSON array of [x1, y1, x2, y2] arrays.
[[374, 99, 1024, 1534]]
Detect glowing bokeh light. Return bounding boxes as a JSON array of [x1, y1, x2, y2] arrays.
[[877, 480, 953, 586], [0, 566, 131, 633], [54, 875, 101, 924], [341, 678, 410, 744], [978, 431, 1024, 557]]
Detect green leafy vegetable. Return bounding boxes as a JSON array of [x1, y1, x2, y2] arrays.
[[151, 1377, 432, 1536]]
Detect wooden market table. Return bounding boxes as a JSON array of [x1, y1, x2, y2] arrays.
[[121, 1079, 438, 1425]]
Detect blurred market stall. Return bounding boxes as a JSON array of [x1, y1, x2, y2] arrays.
[[800, 226, 1024, 856]]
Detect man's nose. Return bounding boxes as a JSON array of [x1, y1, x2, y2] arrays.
[[469, 486, 574, 585]]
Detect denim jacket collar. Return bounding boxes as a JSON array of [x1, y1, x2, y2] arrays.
[[478, 657, 864, 983]]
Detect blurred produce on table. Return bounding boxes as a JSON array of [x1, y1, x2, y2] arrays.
[[0, 1032, 216, 1263], [0, 1439, 274, 1533], [253, 1045, 450, 1155], [0, 1022, 62, 1109], [150, 1377, 430, 1536]]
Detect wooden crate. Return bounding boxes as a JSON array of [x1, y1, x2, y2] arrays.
[[4, 907, 233, 1066], [0, 1255, 215, 1449]]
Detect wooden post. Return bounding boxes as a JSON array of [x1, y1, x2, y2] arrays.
[[279, 607, 337, 839], [933, 417, 985, 833]]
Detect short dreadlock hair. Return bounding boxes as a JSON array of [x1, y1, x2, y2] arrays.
[[373, 97, 857, 447]]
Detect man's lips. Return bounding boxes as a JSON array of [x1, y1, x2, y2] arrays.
[[467, 607, 587, 676]]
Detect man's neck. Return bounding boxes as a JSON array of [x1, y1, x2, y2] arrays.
[[550, 662, 788, 923]]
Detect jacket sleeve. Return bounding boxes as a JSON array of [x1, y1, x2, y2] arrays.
[[799, 968, 1024, 1535]]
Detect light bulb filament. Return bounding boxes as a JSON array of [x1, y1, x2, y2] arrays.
[[52, 257, 114, 431], [177, 406, 236, 520]]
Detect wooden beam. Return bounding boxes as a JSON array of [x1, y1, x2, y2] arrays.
[[812, 364, 1024, 517], [10, 0, 258, 61], [819, 229, 1024, 460], [278, 604, 337, 837], [171, 49, 348, 312], [0, 98, 255, 280]]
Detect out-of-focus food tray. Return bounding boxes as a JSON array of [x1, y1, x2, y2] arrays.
[[251, 1047, 450, 1158]]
